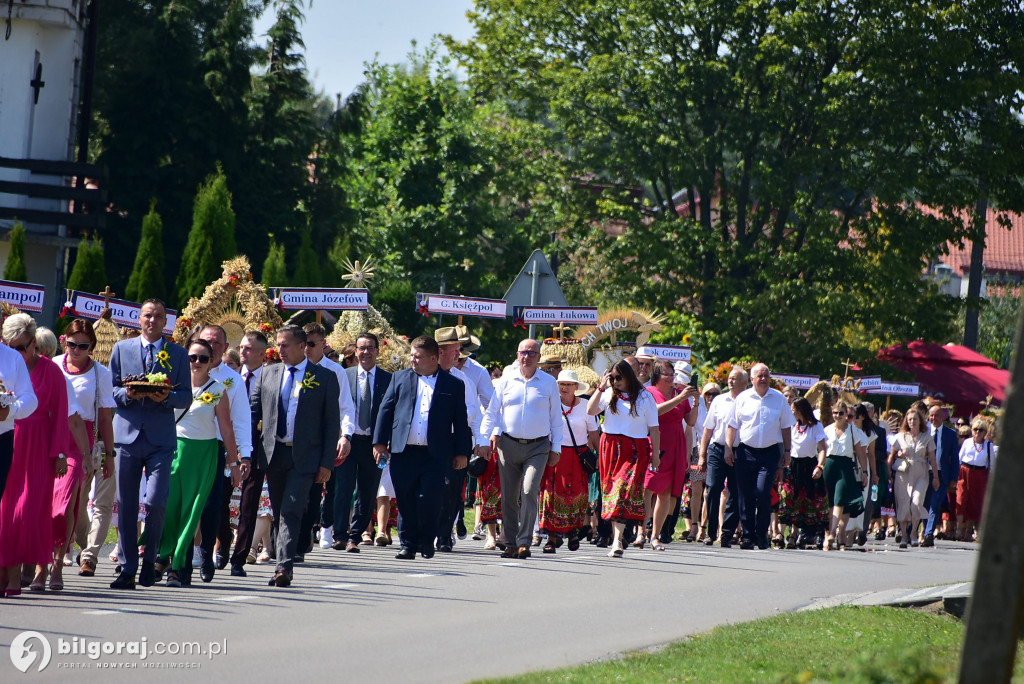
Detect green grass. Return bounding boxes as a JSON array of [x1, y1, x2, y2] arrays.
[[472, 606, 1020, 684]]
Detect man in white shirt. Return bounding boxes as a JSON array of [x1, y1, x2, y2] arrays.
[[481, 338, 563, 559], [698, 368, 748, 547], [435, 327, 489, 552], [725, 363, 794, 550], [229, 330, 268, 574], [197, 325, 252, 582], [300, 322, 355, 558]]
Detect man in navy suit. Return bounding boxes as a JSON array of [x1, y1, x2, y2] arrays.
[[334, 333, 392, 551], [373, 336, 472, 559], [109, 300, 193, 589], [924, 402, 959, 546]]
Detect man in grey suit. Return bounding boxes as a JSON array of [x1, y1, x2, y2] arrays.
[[109, 299, 192, 589], [251, 325, 340, 587], [335, 333, 392, 552]]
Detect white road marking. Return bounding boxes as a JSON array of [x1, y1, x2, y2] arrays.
[[407, 573, 441, 578], [321, 583, 360, 589], [214, 595, 257, 602]]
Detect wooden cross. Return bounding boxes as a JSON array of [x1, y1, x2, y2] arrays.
[[552, 321, 571, 339], [98, 286, 116, 307], [841, 358, 856, 381], [30, 63, 45, 105]]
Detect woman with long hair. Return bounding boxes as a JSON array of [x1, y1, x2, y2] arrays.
[[642, 361, 697, 550], [158, 339, 241, 586], [822, 401, 870, 550], [778, 398, 828, 549], [588, 359, 660, 558], [955, 419, 997, 542], [0, 314, 70, 595], [847, 403, 880, 548], [888, 406, 939, 549]]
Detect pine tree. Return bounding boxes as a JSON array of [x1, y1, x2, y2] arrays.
[[3, 222, 27, 282], [125, 201, 166, 302], [174, 165, 238, 306], [261, 239, 288, 287], [67, 238, 109, 295], [291, 229, 321, 286]]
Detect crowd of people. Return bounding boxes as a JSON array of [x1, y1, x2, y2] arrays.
[[0, 301, 1001, 596]]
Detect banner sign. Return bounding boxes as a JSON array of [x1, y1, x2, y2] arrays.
[[417, 293, 507, 320], [774, 373, 820, 390], [512, 306, 598, 326], [636, 345, 691, 362], [66, 290, 177, 336], [276, 288, 368, 311], [854, 375, 882, 391], [0, 279, 45, 313], [866, 381, 920, 397]]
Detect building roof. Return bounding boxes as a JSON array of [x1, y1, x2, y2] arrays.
[[929, 207, 1024, 277]]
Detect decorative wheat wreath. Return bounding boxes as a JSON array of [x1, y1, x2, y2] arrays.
[[172, 255, 283, 348], [325, 305, 412, 373]]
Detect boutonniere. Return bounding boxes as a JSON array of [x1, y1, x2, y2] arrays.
[[222, 378, 234, 389], [198, 391, 221, 406], [157, 349, 172, 370], [300, 372, 320, 391]]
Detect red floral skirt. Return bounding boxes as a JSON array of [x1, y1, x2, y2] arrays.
[[599, 433, 651, 522], [539, 445, 589, 534], [474, 451, 502, 523]]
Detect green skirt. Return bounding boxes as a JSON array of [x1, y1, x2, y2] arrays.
[[824, 455, 864, 517]]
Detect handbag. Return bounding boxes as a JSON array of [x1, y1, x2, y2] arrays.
[[563, 405, 598, 476], [89, 364, 104, 471], [467, 452, 489, 478]]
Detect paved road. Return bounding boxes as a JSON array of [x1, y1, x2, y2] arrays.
[[0, 536, 977, 682]]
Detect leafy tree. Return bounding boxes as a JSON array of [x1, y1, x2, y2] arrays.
[[175, 166, 238, 306], [125, 202, 166, 302], [67, 238, 109, 295], [955, 278, 1022, 369], [291, 228, 321, 286], [453, 0, 1024, 372], [261, 239, 288, 287], [3, 222, 27, 282]]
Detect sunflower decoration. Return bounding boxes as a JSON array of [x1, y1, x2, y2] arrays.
[[300, 372, 320, 391], [198, 391, 221, 406], [340, 256, 377, 289], [156, 349, 171, 370]]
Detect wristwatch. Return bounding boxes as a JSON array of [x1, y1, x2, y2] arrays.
[[228, 460, 242, 468]]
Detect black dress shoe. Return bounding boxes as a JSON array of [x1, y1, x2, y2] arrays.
[[395, 548, 416, 560], [200, 558, 215, 583], [420, 550, 435, 559], [704, 538, 715, 546], [138, 562, 156, 587], [436, 544, 453, 553], [230, 564, 247, 577], [293, 553, 305, 564], [215, 553, 228, 570], [921, 534, 935, 547], [740, 541, 755, 550], [110, 572, 136, 590], [268, 570, 291, 587]]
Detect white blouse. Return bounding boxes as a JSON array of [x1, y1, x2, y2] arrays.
[[791, 422, 827, 458], [596, 388, 659, 439], [824, 423, 868, 458], [561, 398, 598, 448], [54, 354, 116, 422], [959, 439, 997, 468], [175, 380, 226, 441]]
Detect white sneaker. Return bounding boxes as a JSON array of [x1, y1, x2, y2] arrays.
[[191, 546, 201, 568], [319, 526, 334, 549]]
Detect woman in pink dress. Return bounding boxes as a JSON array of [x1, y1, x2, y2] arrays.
[[642, 361, 698, 551], [0, 314, 70, 596]]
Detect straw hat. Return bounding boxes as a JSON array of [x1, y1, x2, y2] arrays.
[[462, 333, 482, 353], [556, 369, 589, 395], [635, 346, 655, 361], [539, 353, 562, 367], [435, 326, 468, 345]]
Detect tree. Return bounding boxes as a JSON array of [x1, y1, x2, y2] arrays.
[[291, 228, 321, 286], [125, 202, 166, 302], [67, 238, 109, 295], [3, 222, 27, 282], [261, 239, 288, 288], [955, 279, 1022, 369], [175, 166, 238, 306], [453, 0, 1024, 372]]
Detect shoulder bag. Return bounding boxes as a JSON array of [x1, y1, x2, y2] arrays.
[[563, 404, 598, 476]]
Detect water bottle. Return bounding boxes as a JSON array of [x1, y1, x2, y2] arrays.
[[377, 453, 389, 470], [871, 484, 878, 501]]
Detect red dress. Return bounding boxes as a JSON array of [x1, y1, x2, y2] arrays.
[[539, 400, 590, 534], [643, 387, 690, 498], [0, 355, 70, 566], [475, 451, 502, 524]]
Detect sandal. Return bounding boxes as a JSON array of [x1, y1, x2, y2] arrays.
[[632, 535, 646, 550], [542, 541, 556, 554], [567, 534, 580, 552], [49, 577, 64, 591], [484, 538, 496, 551], [608, 541, 624, 558], [165, 570, 182, 588], [652, 540, 666, 551]]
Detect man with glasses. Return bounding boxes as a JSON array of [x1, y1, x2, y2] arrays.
[[698, 368, 748, 547], [300, 323, 355, 557], [923, 402, 958, 547], [482, 338, 563, 559], [725, 364, 794, 550], [195, 324, 252, 582], [335, 333, 392, 552]]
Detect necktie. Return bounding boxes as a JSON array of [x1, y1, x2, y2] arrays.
[[278, 367, 297, 439], [145, 343, 155, 372], [358, 371, 372, 430], [244, 371, 252, 395]]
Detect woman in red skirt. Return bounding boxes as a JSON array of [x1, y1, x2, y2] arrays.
[[588, 360, 660, 558], [956, 419, 997, 541], [540, 370, 599, 553]]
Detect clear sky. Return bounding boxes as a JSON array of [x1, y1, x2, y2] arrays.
[[255, 1, 477, 100]]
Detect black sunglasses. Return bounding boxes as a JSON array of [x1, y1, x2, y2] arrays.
[[66, 341, 91, 351], [188, 353, 211, 364], [609, 374, 623, 381], [11, 341, 33, 352]]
